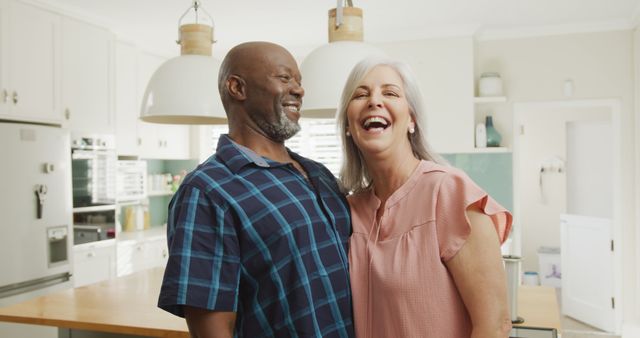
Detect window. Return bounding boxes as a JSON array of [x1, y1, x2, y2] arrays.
[[209, 119, 342, 176]]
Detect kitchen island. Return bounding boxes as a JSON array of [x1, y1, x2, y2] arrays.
[[0, 268, 188, 338], [0, 268, 561, 337]]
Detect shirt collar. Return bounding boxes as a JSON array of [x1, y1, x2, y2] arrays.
[[213, 134, 322, 178]]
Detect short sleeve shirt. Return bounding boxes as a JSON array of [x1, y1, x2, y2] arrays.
[[348, 160, 512, 338], [158, 135, 354, 338]]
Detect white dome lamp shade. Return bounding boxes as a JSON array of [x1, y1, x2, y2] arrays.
[[300, 1, 386, 118], [140, 0, 226, 125]]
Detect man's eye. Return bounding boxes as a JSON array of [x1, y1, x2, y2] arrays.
[[279, 75, 291, 81]]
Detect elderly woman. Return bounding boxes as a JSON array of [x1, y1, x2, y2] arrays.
[[337, 57, 513, 338]]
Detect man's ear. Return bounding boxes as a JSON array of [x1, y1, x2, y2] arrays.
[[227, 75, 246, 101]]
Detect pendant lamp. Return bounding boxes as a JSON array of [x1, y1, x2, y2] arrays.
[[300, 0, 386, 118], [140, 0, 226, 124]]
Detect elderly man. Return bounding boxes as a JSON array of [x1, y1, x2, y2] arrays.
[[158, 41, 354, 338]]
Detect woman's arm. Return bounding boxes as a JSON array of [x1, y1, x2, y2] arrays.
[[445, 208, 512, 338], [184, 307, 237, 338]]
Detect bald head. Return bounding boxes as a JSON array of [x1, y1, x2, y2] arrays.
[[218, 42, 297, 111]]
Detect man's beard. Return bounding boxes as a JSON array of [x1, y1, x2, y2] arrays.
[[251, 108, 301, 143]]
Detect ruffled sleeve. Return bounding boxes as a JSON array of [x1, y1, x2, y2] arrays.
[[435, 168, 512, 261]]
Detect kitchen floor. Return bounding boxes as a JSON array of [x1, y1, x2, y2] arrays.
[[562, 315, 620, 338], [557, 289, 620, 338]]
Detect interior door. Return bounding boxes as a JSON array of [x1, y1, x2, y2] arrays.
[[560, 214, 615, 332]]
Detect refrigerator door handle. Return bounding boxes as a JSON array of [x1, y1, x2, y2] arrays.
[[0, 272, 71, 299]]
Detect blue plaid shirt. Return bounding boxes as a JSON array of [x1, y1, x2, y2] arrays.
[[158, 135, 354, 338]]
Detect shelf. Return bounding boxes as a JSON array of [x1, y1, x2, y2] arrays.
[[474, 96, 507, 103], [147, 190, 174, 197], [73, 205, 117, 213], [469, 147, 510, 153]]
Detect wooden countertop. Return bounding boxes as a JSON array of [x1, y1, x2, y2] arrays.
[[514, 285, 562, 331], [0, 269, 561, 337], [0, 268, 188, 337]]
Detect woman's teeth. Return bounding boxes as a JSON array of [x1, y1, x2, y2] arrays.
[[363, 116, 389, 130]]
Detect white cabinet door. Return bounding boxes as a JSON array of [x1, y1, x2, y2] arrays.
[[137, 51, 191, 159], [61, 16, 113, 133], [73, 241, 117, 288], [4, 0, 61, 124], [137, 51, 164, 159], [115, 41, 140, 156], [145, 237, 169, 269], [117, 236, 168, 277], [0, 0, 7, 116], [155, 124, 191, 160], [116, 240, 147, 277]]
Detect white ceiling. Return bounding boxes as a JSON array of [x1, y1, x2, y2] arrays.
[[41, 0, 640, 57]]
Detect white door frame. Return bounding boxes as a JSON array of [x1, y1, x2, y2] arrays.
[[512, 98, 622, 333]]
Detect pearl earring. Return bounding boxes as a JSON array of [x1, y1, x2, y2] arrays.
[[346, 130, 351, 136], [409, 126, 415, 134]]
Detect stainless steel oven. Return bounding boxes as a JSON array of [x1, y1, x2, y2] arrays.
[[71, 134, 117, 244], [71, 134, 117, 208]]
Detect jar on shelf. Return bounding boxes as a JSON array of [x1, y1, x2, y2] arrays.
[[479, 72, 503, 97]]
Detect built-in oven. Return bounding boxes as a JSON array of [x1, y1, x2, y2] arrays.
[[71, 134, 117, 244]]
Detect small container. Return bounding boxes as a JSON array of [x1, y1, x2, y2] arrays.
[[523, 271, 540, 286], [479, 72, 503, 97]]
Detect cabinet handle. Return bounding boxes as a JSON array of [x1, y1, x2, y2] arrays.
[[137, 138, 142, 146], [12, 91, 18, 105], [2, 89, 7, 103], [87, 252, 95, 258], [64, 108, 70, 120], [158, 139, 163, 147]]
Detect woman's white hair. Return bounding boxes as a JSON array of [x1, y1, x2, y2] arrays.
[[336, 57, 447, 193]]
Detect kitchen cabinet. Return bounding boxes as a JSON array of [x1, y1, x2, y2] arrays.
[[115, 40, 140, 156], [0, 0, 61, 124], [61, 16, 114, 134], [116, 233, 168, 277], [137, 51, 191, 160], [117, 48, 191, 159], [73, 240, 117, 288]]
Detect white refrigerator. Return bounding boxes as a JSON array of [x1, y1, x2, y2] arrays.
[[0, 122, 74, 337]]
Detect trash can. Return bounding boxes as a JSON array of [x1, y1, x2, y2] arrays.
[[537, 246, 561, 288]]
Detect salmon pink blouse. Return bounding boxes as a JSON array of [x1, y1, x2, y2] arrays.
[[348, 160, 512, 338]]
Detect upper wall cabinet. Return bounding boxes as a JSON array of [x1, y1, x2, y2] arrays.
[[115, 41, 139, 156], [61, 16, 114, 134], [0, 0, 61, 124], [136, 51, 191, 160]]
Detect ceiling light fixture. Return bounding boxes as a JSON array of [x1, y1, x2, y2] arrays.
[[300, 0, 386, 118], [140, 0, 226, 124]]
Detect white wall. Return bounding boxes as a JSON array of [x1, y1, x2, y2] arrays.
[[375, 37, 475, 153], [632, 26, 640, 334], [477, 30, 637, 330]]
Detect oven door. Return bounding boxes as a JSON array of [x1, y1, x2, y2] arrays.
[[71, 149, 116, 207]]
